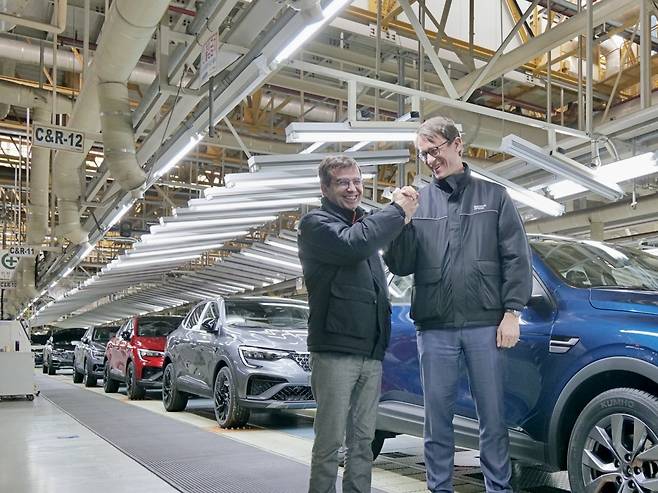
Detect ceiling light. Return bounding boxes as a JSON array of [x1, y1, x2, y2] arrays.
[[344, 112, 419, 152], [141, 230, 249, 245], [247, 149, 410, 172], [188, 197, 320, 213], [300, 141, 326, 154], [546, 152, 658, 199], [126, 243, 224, 258], [500, 134, 624, 201], [286, 121, 419, 143], [154, 132, 204, 179], [241, 251, 302, 271], [150, 215, 278, 233], [274, 0, 352, 64], [264, 239, 299, 253], [105, 254, 200, 270]]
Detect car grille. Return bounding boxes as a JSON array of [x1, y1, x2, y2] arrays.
[[271, 385, 314, 401], [247, 376, 286, 396], [290, 352, 311, 372]]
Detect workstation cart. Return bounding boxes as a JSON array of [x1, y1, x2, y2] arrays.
[[0, 320, 36, 400]]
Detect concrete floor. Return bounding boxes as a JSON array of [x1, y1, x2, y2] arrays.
[[0, 370, 570, 493]]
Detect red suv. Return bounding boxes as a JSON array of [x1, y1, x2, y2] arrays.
[[103, 315, 182, 399]]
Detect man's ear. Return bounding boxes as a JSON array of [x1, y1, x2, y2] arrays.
[[320, 182, 328, 196]]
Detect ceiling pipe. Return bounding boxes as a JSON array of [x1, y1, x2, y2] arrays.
[[52, 0, 170, 245]]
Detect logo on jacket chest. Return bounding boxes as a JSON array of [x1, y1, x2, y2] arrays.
[[473, 204, 487, 211]]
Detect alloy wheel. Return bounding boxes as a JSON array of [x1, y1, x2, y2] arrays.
[[214, 375, 230, 423], [162, 366, 173, 405], [581, 413, 658, 492]]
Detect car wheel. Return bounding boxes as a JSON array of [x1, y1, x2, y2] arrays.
[[567, 388, 658, 493], [103, 363, 119, 393], [72, 358, 83, 383], [162, 363, 188, 412], [126, 362, 146, 400], [213, 366, 249, 429], [83, 359, 97, 388], [47, 358, 56, 375]]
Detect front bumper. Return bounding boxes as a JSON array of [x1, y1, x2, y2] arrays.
[[51, 351, 74, 369], [136, 364, 164, 389]]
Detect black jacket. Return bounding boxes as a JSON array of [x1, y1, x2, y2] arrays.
[[298, 197, 406, 360], [384, 164, 532, 330]]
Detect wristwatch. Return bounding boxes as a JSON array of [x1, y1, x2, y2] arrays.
[[505, 309, 522, 318]]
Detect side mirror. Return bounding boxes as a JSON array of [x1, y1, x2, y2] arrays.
[[201, 318, 219, 333]]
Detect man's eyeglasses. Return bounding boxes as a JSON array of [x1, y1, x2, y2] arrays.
[[418, 140, 452, 162], [334, 177, 363, 188]]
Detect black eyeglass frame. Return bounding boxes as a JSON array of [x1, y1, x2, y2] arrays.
[[417, 139, 453, 162]]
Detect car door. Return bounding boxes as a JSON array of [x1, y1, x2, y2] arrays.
[[454, 273, 557, 428], [116, 320, 132, 377], [195, 300, 223, 395], [175, 304, 206, 393], [75, 329, 91, 372]]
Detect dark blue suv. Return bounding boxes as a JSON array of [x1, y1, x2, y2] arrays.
[[378, 234, 658, 493]]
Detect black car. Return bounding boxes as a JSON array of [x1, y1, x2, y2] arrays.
[[42, 328, 87, 375], [72, 325, 117, 387], [30, 332, 48, 366], [163, 297, 314, 428]]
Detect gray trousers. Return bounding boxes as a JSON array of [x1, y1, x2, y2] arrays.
[[308, 352, 382, 493], [417, 326, 512, 493]]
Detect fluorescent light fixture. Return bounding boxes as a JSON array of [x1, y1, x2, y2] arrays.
[[546, 152, 658, 199], [264, 239, 299, 253], [645, 248, 658, 256], [286, 121, 419, 143], [105, 254, 200, 270], [141, 230, 249, 245], [126, 243, 224, 258], [242, 251, 302, 270], [344, 112, 418, 152], [274, 0, 352, 64], [151, 215, 278, 233], [188, 197, 320, 213], [61, 267, 74, 278], [79, 242, 96, 260], [345, 141, 370, 152], [247, 149, 410, 172], [106, 203, 131, 230], [155, 132, 204, 179], [300, 142, 326, 154], [500, 134, 624, 201]]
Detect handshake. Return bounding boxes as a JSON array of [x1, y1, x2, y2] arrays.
[[392, 186, 419, 224]]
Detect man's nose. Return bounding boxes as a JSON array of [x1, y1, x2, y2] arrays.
[[346, 180, 357, 191]]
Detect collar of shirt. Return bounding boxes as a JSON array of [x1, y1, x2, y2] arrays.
[[321, 196, 365, 224], [434, 163, 471, 196]]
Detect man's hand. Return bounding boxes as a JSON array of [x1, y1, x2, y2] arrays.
[[496, 313, 520, 348], [392, 186, 419, 223]]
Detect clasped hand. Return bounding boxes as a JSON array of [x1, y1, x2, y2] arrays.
[[392, 186, 419, 223]]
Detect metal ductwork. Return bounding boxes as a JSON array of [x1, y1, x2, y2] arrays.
[[52, 0, 170, 245], [98, 82, 145, 192]]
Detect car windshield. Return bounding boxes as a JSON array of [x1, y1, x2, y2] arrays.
[[225, 300, 309, 329], [31, 334, 48, 345], [136, 317, 182, 337], [531, 237, 658, 290], [53, 328, 87, 343], [93, 326, 117, 342]]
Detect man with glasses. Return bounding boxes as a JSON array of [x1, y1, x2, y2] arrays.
[[298, 155, 418, 493], [384, 116, 532, 493]]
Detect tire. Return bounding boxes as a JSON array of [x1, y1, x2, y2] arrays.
[[213, 366, 249, 428], [103, 362, 119, 393], [126, 362, 146, 400], [162, 363, 188, 412], [567, 388, 658, 493], [47, 358, 56, 375], [72, 359, 83, 383], [83, 359, 97, 388]]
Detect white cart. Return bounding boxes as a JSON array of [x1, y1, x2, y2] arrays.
[[0, 320, 36, 400]]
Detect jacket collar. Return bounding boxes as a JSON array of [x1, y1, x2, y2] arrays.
[[321, 196, 365, 224], [433, 162, 471, 195]]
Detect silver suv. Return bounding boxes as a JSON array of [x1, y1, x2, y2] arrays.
[[162, 296, 314, 428]]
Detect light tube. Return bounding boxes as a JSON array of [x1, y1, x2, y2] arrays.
[[106, 254, 200, 269], [188, 197, 320, 213], [155, 133, 204, 178], [106, 204, 131, 230], [264, 239, 299, 253], [141, 230, 249, 245], [547, 152, 658, 199], [301, 142, 326, 154], [126, 244, 224, 258], [288, 130, 417, 143], [274, 0, 352, 64], [151, 215, 278, 232], [242, 251, 302, 270]]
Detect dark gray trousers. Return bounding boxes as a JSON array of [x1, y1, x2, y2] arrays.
[[417, 326, 512, 493], [308, 352, 382, 493]]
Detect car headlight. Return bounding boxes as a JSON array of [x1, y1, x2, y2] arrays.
[[239, 346, 290, 368], [138, 349, 164, 359]]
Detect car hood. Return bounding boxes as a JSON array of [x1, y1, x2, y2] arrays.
[[134, 337, 166, 351], [51, 342, 76, 350], [229, 326, 308, 352], [589, 289, 658, 316]]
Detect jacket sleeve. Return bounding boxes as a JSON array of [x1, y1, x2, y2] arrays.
[[382, 223, 416, 276], [298, 203, 406, 266], [498, 190, 533, 310]]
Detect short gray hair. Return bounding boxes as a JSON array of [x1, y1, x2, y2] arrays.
[[417, 116, 461, 145], [318, 155, 361, 187]]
